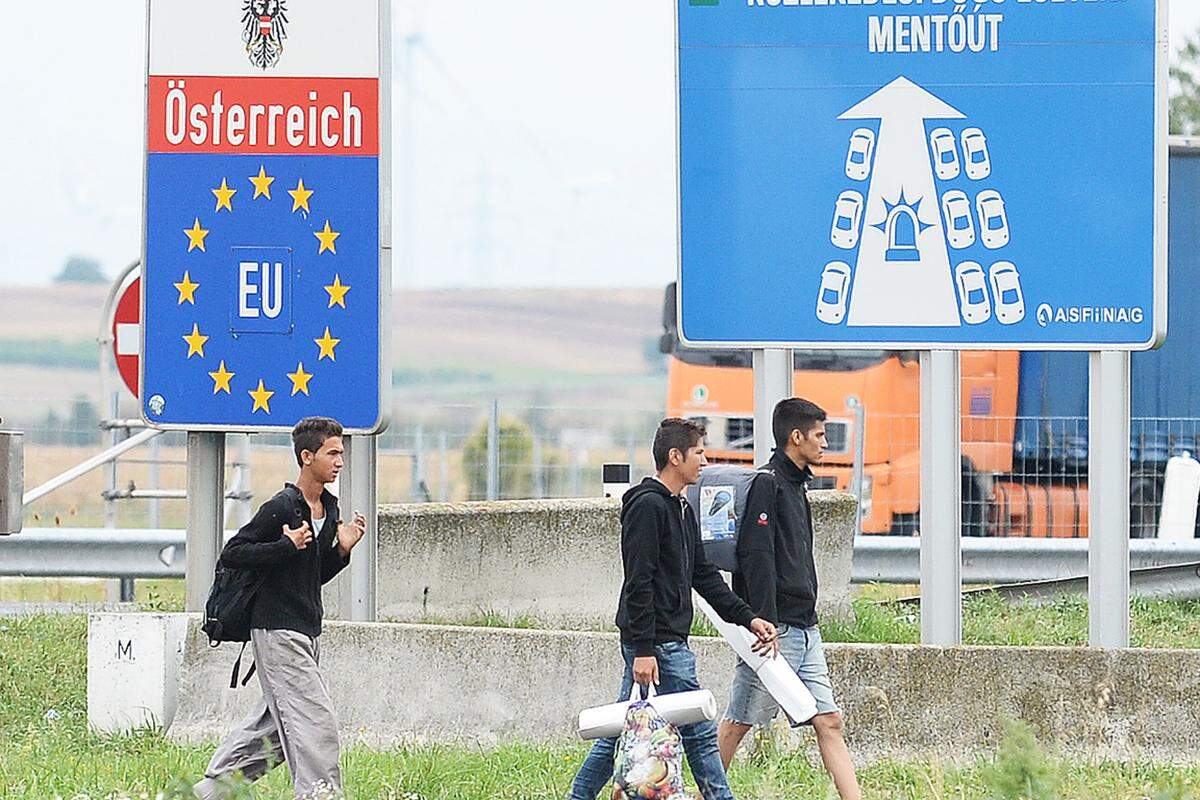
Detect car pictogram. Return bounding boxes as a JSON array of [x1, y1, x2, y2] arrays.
[[975, 190, 1010, 249], [929, 127, 960, 181], [831, 190, 864, 249]]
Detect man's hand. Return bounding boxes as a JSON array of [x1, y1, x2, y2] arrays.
[[284, 521, 312, 551], [748, 618, 779, 658], [632, 655, 659, 687], [336, 511, 367, 557]]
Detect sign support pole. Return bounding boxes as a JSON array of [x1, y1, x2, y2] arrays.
[[753, 349, 793, 466], [185, 431, 225, 612], [919, 350, 961, 645], [1088, 350, 1131, 647], [341, 434, 378, 621]]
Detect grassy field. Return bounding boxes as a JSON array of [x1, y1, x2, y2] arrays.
[[0, 284, 667, 425], [6, 613, 1200, 799]]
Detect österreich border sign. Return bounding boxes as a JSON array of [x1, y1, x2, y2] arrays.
[[140, 0, 390, 431], [676, 0, 1167, 350]]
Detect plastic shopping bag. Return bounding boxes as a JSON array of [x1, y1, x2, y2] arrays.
[[611, 684, 690, 800]]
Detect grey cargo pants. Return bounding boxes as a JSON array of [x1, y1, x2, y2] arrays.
[[193, 628, 342, 800]]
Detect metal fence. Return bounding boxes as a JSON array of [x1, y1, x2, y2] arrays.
[[16, 403, 1200, 542], [18, 403, 666, 531]]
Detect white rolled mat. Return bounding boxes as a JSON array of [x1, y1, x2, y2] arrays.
[[577, 688, 717, 740], [694, 595, 818, 725]]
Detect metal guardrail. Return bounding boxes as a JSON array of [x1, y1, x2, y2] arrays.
[[852, 536, 1200, 584], [7, 530, 1200, 584], [0, 528, 221, 579]]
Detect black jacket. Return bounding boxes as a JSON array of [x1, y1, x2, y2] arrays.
[[733, 451, 820, 629], [220, 484, 349, 637], [616, 477, 757, 656]]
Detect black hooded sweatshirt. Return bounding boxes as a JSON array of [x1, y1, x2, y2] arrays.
[[220, 483, 350, 637], [616, 477, 757, 656], [733, 450, 820, 629]]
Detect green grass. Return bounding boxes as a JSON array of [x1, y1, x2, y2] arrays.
[[7, 614, 1200, 798], [820, 592, 1200, 650]]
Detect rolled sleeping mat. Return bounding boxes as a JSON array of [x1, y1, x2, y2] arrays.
[[577, 687, 717, 740], [694, 594, 818, 725]]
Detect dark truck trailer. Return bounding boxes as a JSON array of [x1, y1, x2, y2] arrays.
[[1011, 142, 1200, 537]]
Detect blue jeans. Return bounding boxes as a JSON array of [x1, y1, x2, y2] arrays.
[[569, 641, 735, 800]]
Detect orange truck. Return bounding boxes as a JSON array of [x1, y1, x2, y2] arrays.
[[659, 297, 1024, 536]]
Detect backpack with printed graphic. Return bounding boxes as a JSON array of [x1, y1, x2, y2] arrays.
[[683, 465, 773, 573]]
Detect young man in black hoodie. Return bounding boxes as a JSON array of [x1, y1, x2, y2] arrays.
[[193, 417, 366, 800], [716, 398, 861, 800], [569, 417, 778, 800]]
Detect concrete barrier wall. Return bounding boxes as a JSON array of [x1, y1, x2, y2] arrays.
[[171, 618, 1200, 764], [325, 493, 858, 627]]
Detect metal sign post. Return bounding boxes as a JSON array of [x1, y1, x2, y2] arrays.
[[1089, 351, 1132, 647], [339, 434, 378, 621], [919, 351, 962, 644], [752, 350, 793, 466], [185, 432, 225, 612], [142, 1, 391, 607]]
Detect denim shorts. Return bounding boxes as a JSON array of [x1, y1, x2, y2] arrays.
[[724, 624, 839, 727]]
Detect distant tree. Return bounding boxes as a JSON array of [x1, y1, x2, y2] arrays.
[[67, 396, 101, 446], [1172, 32, 1200, 135], [53, 256, 107, 285], [461, 415, 533, 500]]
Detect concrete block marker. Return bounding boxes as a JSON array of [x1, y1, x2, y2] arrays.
[[87, 613, 189, 733]]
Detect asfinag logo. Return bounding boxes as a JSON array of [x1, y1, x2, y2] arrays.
[[1036, 304, 1053, 328], [1036, 304, 1144, 328]]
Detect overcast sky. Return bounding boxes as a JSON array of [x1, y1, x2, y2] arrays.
[[0, 1, 1196, 289]]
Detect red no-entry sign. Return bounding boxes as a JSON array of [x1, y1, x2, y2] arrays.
[[112, 276, 141, 398]]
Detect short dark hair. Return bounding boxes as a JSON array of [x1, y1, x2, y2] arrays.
[[772, 398, 827, 448], [292, 417, 343, 466], [652, 417, 706, 471]]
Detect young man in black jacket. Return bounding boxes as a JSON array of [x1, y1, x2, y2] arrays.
[[194, 417, 366, 800], [716, 398, 861, 800], [569, 418, 778, 800]]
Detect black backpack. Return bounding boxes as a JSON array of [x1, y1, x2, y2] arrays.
[[201, 486, 301, 687]]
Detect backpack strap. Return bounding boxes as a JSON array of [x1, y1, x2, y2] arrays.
[[241, 659, 257, 687], [230, 642, 252, 690]]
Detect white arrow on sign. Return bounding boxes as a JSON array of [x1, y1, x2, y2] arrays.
[[839, 77, 965, 327]]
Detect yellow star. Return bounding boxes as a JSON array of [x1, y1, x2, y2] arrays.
[[324, 275, 351, 308], [248, 379, 275, 414], [183, 218, 209, 252], [183, 324, 209, 359], [287, 362, 314, 396], [314, 220, 341, 255], [314, 326, 341, 361], [288, 178, 313, 214], [212, 178, 237, 212], [249, 166, 275, 200], [174, 271, 200, 305], [208, 360, 235, 394]]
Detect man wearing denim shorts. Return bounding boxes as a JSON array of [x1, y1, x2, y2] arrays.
[[568, 418, 778, 800], [717, 398, 862, 800]]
